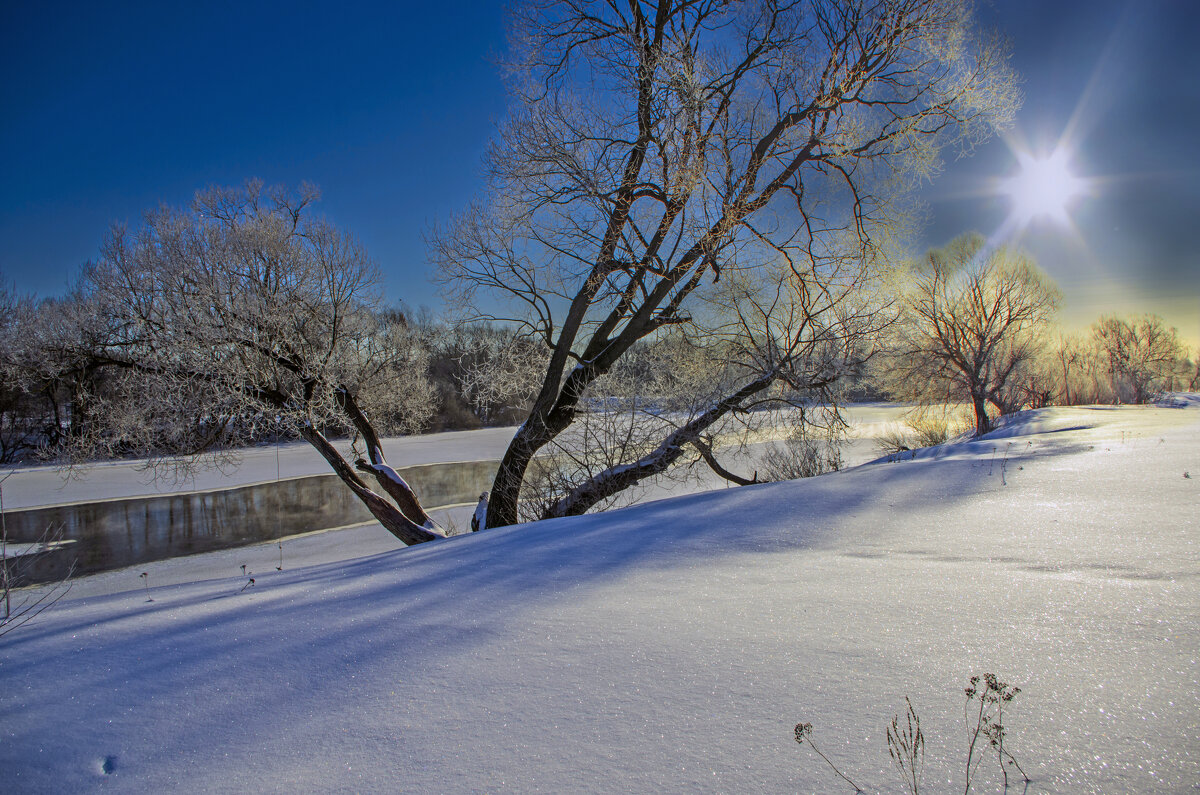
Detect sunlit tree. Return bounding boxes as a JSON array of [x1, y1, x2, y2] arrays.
[[887, 233, 1061, 434], [436, 0, 1020, 527], [1090, 314, 1185, 404]]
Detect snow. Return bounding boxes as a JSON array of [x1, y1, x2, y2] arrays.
[[1, 401, 1198, 792], [471, 492, 489, 533]]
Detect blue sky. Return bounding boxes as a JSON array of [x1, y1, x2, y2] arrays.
[[2, 0, 1197, 342], [1, 1, 508, 305]]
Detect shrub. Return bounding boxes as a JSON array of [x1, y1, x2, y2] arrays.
[[910, 417, 950, 448], [761, 415, 843, 481], [877, 424, 914, 456]]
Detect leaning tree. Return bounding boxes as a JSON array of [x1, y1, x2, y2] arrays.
[[70, 182, 443, 544], [435, 0, 1020, 528]]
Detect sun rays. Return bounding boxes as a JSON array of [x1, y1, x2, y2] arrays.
[[1001, 148, 1087, 225]]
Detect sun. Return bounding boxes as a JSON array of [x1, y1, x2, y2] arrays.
[[1002, 149, 1085, 225]]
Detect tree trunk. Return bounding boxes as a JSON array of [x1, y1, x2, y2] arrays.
[[299, 425, 441, 546], [487, 415, 558, 529], [487, 441, 531, 529], [544, 372, 778, 518], [335, 386, 439, 531], [971, 391, 991, 436]]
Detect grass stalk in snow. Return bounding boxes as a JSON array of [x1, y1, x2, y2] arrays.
[[796, 673, 1030, 794], [963, 673, 1029, 793], [794, 722, 863, 792], [887, 696, 924, 795]]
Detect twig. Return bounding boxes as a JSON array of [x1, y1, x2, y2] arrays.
[[795, 723, 864, 792]]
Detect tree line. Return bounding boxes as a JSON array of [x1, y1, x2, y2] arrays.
[[4, 222, 1190, 471], [879, 233, 1197, 435]]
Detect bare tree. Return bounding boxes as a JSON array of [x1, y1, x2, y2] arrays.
[[0, 282, 120, 459], [436, 0, 1019, 528], [0, 283, 42, 463], [70, 182, 442, 545], [455, 325, 549, 426], [887, 233, 1060, 435], [1090, 314, 1185, 404], [1047, 331, 1104, 406], [560, 260, 882, 516]]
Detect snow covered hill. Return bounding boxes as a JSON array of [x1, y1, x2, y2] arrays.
[[1, 401, 1197, 792]]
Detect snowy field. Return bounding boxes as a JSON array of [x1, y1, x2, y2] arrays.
[[1, 400, 1197, 792]]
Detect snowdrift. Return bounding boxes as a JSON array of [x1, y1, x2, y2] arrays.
[[1, 402, 1197, 792]]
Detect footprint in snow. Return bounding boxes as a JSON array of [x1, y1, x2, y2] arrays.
[[95, 755, 117, 775]]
